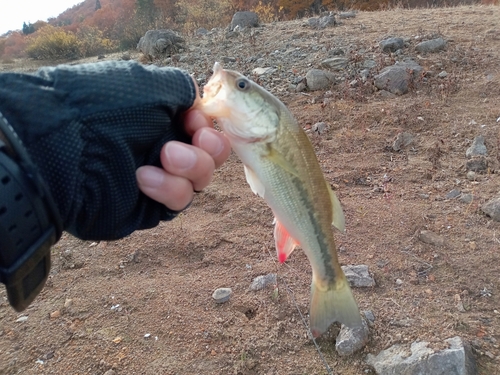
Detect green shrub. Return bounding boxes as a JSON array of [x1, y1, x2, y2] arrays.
[[26, 25, 80, 60]]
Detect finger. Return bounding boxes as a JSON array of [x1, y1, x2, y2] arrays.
[[192, 127, 231, 169], [161, 141, 215, 192], [136, 166, 193, 211], [183, 108, 212, 136]]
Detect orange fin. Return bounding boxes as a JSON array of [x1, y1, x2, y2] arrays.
[[273, 218, 299, 263]]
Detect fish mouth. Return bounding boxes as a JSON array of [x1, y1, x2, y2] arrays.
[[201, 62, 225, 103]]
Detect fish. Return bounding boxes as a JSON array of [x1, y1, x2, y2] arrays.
[[197, 62, 362, 337]]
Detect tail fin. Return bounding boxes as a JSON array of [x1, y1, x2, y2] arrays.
[[309, 276, 362, 338]]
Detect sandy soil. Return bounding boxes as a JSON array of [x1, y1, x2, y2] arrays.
[[1, 5, 500, 375]]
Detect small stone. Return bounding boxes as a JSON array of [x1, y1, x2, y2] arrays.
[[15, 316, 28, 322], [445, 189, 461, 200], [339, 11, 356, 19], [484, 351, 495, 359], [320, 57, 349, 70], [249, 274, 277, 291], [212, 287, 232, 303], [415, 38, 446, 53], [336, 319, 370, 356], [459, 194, 474, 204], [363, 310, 376, 325], [466, 135, 487, 158], [393, 132, 414, 151], [379, 37, 404, 53], [222, 56, 236, 63], [482, 197, 500, 222], [374, 60, 423, 95], [305, 69, 336, 91], [419, 230, 445, 246], [312, 122, 328, 135], [64, 298, 73, 308], [103, 370, 116, 375], [396, 278, 404, 286], [466, 171, 477, 181], [341, 265, 376, 287], [50, 310, 61, 319], [252, 67, 275, 76], [438, 71, 448, 78], [196, 28, 208, 36]]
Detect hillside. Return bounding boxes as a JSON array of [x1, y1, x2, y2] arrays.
[[1, 4, 500, 375]]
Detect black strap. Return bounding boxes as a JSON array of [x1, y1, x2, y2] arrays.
[[0, 112, 62, 311]]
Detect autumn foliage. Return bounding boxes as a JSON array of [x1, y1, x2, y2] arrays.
[[0, 0, 494, 60]]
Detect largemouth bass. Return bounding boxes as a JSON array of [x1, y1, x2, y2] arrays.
[[198, 62, 362, 337]]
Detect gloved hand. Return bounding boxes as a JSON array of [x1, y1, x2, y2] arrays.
[[0, 61, 230, 241]]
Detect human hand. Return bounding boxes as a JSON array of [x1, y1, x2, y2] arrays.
[[136, 87, 231, 211]]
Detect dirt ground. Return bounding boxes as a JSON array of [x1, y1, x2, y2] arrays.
[[1, 5, 500, 375]]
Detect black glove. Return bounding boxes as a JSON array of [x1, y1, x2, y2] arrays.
[[0, 61, 196, 240]]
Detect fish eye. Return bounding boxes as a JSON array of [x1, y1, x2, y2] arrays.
[[236, 78, 250, 91]]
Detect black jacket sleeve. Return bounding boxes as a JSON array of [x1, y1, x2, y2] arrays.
[[0, 61, 196, 241]]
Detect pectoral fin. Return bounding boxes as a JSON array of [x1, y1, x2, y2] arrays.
[[327, 184, 345, 233], [267, 146, 299, 178], [273, 217, 299, 263], [244, 165, 265, 198]]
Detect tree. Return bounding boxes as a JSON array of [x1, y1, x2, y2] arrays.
[[22, 22, 35, 35]]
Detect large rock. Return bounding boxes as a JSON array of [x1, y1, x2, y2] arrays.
[[305, 69, 336, 91], [374, 60, 423, 95], [137, 29, 185, 60], [366, 336, 477, 375], [415, 38, 446, 53], [230, 11, 259, 31]]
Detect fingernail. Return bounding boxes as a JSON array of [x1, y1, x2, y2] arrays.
[[165, 142, 197, 170], [199, 128, 223, 157], [137, 167, 164, 188]]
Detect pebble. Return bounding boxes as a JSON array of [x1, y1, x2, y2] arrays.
[[438, 71, 448, 78], [212, 288, 232, 303], [103, 370, 116, 375], [415, 37, 446, 53], [50, 310, 61, 319], [342, 265, 376, 287], [395, 278, 404, 286], [419, 230, 445, 246], [459, 194, 474, 204], [445, 189, 461, 200], [249, 274, 277, 291], [363, 310, 376, 325], [312, 122, 328, 134], [466, 171, 477, 181], [16, 316, 28, 322], [379, 37, 404, 53]]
